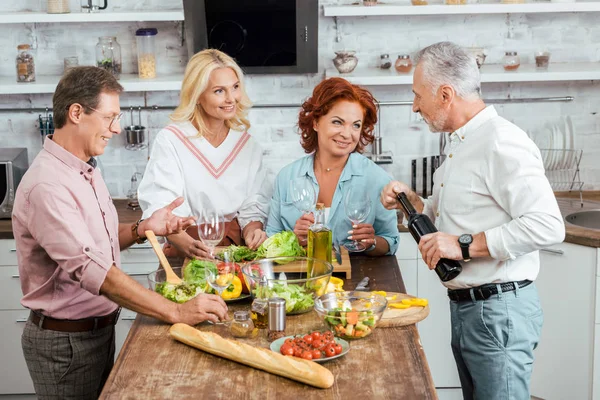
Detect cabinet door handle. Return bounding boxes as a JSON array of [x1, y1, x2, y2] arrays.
[[12, 274, 19, 278], [16, 318, 28, 323], [121, 316, 136, 321], [540, 248, 564, 255], [10, 249, 17, 252], [128, 246, 153, 250]]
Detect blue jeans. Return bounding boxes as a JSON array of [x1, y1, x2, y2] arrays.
[[449, 282, 543, 400]]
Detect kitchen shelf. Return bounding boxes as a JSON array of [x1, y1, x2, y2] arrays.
[[324, 1, 600, 17], [0, 11, 184, 24], [325, 62, 600, 85], [0, 74, 183, 94]]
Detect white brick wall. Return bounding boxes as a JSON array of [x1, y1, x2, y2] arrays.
[[0, 0, 598, 197]]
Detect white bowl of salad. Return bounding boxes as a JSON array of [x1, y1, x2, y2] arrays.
[[241, 257, 333, 315], [314, 291, 388, 339]]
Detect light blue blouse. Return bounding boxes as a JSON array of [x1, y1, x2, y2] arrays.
[[266, 153, 399, 255]]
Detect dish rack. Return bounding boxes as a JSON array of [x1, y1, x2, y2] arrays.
[[540, 149, 584, 206]]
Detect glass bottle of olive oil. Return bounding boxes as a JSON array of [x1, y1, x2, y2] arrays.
[[251, 276, 269, 329], [307, 203, 333, 267]]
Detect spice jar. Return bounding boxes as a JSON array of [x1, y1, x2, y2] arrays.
[[230, 311, 255, 338], [535, 51, 551, 70], [395, 54, 413, 73], [503, 51, 520, 71], [96, 36, 122, 79], [267, 297, 286, 342], [380, 54, 391, 69], [136, 28, 158, 79], [16, 44, 35, 83], [63, 56, 79, 73]]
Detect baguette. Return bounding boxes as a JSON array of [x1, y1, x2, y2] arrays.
[[169, 323, 334, 389]]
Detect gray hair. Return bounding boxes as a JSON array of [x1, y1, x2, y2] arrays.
[[415, 42, 482, 100]]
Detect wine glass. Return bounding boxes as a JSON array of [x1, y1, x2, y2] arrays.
[[197, 206, 225, 258], [205, 263, 235, 325], [289, 176, 317, 214], [343, 186, 372, 252]]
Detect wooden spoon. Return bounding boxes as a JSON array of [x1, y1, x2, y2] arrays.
[[145, 230, 182, 284]]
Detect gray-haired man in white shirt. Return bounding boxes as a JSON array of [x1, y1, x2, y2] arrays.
[[380, 41, 565, 400]]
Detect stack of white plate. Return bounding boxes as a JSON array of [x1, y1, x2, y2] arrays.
[[530, 116, 576, 172]]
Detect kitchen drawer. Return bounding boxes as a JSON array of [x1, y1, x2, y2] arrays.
[[0, 309, 35, 394], [397, 232, 418, 260], [121, 263, 157, 290], [597, 276, 600, 324], [0, 266, 26, 310], [116, 310, 138, 358], [0, 239, 18, 266], [120, 243, 159, 264]]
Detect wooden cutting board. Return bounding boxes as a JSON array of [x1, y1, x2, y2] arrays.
[[378, 292, 430, 328]]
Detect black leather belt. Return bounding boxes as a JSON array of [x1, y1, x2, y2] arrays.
[[30, 308, 121, 332], [447, 280, 532, 302]]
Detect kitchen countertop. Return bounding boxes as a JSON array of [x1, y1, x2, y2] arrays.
[[2, 194, 600, 247], [99, 255, 437, 399]]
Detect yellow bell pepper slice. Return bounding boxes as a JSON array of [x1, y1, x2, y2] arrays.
[[401, 298, 429, 307], [372, 290, 387, 297], [389, 303, 411, 309], [221, 276, 243, 300]]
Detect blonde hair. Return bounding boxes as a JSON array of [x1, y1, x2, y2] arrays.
[[171, 49, 252, 136]]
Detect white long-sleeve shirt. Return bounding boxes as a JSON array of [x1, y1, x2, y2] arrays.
[[422, 106, 565, 290], [138, 121, 272, 229]]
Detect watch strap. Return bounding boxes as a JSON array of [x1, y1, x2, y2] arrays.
[[132, 219, 147, 244]]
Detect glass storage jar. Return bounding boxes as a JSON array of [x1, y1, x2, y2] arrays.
[[503, 51, 520, 71], [380, 54, 392, 69], [96, 36, 122, 79], [230, 311, 254, 338], [16, 44, 35, 83], [136, 28, 158, 79], [47, 0, 70, 13], [395, 54, 413, 73]]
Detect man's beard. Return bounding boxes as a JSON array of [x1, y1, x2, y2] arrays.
[[423, 111, 448, 133]]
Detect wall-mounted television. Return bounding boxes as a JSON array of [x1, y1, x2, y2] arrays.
[[182, 0, 318, 74]]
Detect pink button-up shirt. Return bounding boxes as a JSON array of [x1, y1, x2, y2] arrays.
[[12, 136, 120, 319]]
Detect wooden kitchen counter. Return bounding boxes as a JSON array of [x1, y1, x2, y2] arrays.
[[99, 255, 437, 400]]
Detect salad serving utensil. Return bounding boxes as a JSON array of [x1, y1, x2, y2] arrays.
[[146, 230, 182, 284]]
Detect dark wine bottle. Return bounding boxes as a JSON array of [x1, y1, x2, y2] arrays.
[[397, 192, 462, 282]]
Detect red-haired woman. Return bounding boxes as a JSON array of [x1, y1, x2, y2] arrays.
[[266, 77, 399, 256]]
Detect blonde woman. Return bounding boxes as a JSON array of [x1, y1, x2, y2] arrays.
[[139, 49, 271, 258]]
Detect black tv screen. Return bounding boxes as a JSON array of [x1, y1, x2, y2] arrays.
[[183, 0, 318, 74]]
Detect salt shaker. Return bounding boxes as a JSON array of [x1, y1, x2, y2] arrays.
[[267, 297, 286, 342]]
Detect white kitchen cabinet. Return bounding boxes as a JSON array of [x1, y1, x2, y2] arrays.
[[531, 242, 599, 400], [417, 259, 462, 389], [0, 309, 35, 394], [397, 232, 419, 295]]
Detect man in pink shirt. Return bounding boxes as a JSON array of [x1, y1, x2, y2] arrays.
[[12, 66, 228, 400]]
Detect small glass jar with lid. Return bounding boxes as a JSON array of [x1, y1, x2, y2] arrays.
[[503, 51, 520, 71], [16, 44, 36, 83], [230, 311, 255, 338], [96, 36, 122, 79], [395, 54, 413, 73], [136, 28, 158, 79], [380, 54, 392, 69]]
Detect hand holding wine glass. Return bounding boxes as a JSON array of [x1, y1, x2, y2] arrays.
[[343, 186, 372, 252]]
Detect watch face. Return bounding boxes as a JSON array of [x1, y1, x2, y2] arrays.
[[459, 234, 472, 245]]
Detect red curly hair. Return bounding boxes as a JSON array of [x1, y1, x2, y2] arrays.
[[298, 77, 378, 154]]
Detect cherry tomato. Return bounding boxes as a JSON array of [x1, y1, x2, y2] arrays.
[[301, 351, 313, 361], [303, 334, 313, 344], [284, 338, 294, 346], [311, 331, 322, 341], [312, 349, 322, 359], [325, 346, 336, 357], [323, 331, 334, 341], [334, 344, 343, 355], [312, 339, 324, 349], [294, 347, 303, 358], [280, 344, 294, 356]]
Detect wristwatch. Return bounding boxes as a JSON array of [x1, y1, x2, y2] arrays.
[[458, 234, 473, 261], [131, 219, 147, 244]]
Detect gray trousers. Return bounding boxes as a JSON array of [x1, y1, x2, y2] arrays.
[[21, 318, 115, 400], [450, 282, 543, 400]]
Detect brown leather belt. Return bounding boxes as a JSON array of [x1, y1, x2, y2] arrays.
[[30, 308, 121, 333]]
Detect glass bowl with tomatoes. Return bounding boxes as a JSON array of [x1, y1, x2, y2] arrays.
[[241, 257, 333, 315], [270, 330, 350, 363], [314, 291, 388, 340]]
